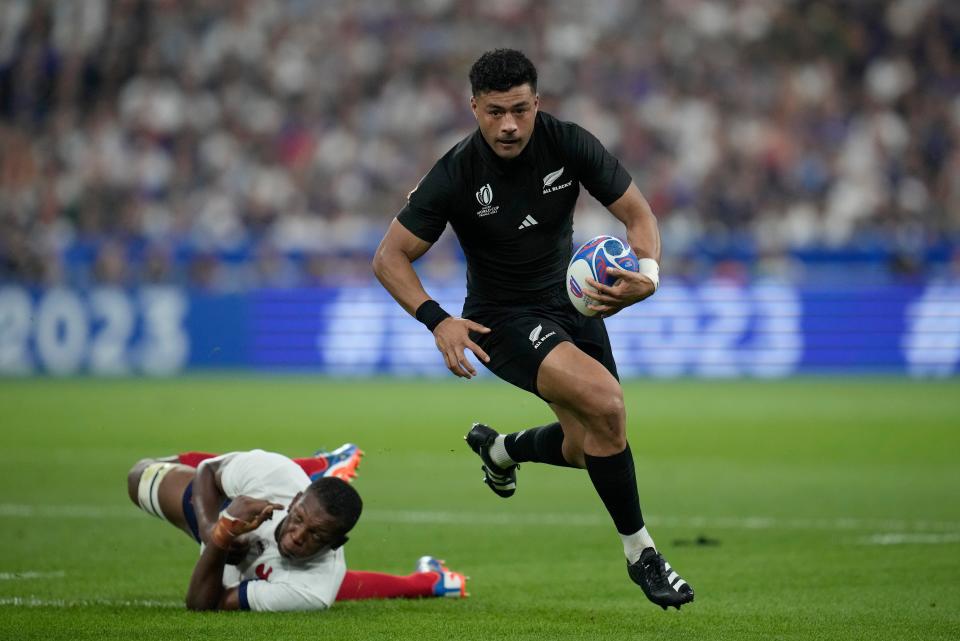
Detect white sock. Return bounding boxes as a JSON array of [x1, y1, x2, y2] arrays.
[[620, 526, 656, 564], [488, 435, 516, 468]]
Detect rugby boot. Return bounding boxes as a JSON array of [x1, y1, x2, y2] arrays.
[[311, 443, 364, 482], [465, 423, 517, 498], [415, 556, 469, 598], [627, 547, 695, 610]]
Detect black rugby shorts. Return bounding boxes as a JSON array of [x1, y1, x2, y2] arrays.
[[463, 286, 619, 401]]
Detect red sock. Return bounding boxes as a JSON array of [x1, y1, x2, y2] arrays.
[[335, 571, 438, 601], [178, 452, 217, 468], [291, 456, 329, 478], [177, 452, 326, 477]]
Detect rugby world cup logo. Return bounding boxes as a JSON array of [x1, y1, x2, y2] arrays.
[[476, 184, 493, 207]]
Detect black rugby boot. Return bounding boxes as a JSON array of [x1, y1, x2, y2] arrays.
[[627, 547, 695, 610], [465, 423, 518, 498]]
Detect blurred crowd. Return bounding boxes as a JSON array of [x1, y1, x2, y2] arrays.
[[1, 0, 958, 289]]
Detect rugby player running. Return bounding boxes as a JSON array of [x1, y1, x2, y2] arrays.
[[373, 49, 693, 609]]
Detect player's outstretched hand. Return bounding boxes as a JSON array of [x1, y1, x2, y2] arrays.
[[210, 496, 285, 549], [227, 496, 285, 530], [585, 266, 656, 317], [432, 317, 491, 379]]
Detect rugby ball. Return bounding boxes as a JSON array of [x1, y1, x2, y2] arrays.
[[566, 235, 639, 316]]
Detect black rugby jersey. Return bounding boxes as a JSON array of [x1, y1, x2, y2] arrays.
[[397, 111, 632, 302]]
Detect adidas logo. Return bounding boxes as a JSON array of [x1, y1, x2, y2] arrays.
[[517, 214, 538, 230]]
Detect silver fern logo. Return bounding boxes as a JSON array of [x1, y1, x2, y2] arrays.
[[529, 323, 556, 349], [543, 167, 564, 187], [476, 183, 493, 206], [529, 324, 543, 343], [542, 167, 573, 194]]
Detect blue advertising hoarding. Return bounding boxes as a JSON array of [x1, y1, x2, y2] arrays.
[[1, 281, 958, 377]]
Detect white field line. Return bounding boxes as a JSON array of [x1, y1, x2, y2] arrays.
[[363, 509, 960, 534], [0, 504, 135, 518], [2, 503, 958, 534], [0, 571, 65, 581], [860, 532, 960, 545], [0, 597, 180, 608]]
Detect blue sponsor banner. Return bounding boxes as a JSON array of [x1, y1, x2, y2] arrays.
[[1, 281, 958, 377]]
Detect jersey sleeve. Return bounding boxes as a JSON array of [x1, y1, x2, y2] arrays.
[[217, 450, 305, 500], [564, 122, 633, 206], [395, 162, 453, 243], [238, 550, 347, 612], [239, 579, 333, 612]]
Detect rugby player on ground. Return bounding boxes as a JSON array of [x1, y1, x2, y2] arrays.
[[372, 48, 693, 609], [127, 445, 466, 611]]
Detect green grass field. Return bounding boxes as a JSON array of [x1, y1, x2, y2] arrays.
[[1, 377, 958, 640]]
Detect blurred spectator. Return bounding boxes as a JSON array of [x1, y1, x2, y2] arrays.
[[0, 0, 957, 288]]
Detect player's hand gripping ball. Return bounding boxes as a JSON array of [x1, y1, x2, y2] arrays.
[[566, 235, 639, 316]]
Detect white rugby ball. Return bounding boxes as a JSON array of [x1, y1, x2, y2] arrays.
[[566, 235, 639, 316]]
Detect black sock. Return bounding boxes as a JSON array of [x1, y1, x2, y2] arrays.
[[584, 444, 644, 535], [503, 422, 576, 468]]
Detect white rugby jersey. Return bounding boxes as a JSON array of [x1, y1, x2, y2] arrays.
[[203, 449, 346, 611]]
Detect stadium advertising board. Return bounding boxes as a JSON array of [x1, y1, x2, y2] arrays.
[[1, 282, 958, 377]]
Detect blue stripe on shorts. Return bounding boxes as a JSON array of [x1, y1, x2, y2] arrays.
[[181, 481, 202, 543]]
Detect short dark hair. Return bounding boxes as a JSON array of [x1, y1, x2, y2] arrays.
[[469, 49, 538, 96], [306, 477, 363, 537]]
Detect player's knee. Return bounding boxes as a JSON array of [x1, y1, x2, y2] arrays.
[[130, 460, 178, 520], [575, 384, 626, 447], [580, 383, 625, 424], [127, 459, 153, 505]]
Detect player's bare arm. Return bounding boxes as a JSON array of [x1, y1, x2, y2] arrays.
[[192, 456, 229, 545], [185, 543, 239, 610], [372, 219, 434, 315], [373, 219, 491, 379], [186, 495, 283, 611], [586, 181, 662, 316], [187, 457, 284, 611], [185, 457, 235, 609]]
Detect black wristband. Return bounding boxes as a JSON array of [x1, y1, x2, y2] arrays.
[[415, 300, 451, 332]]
